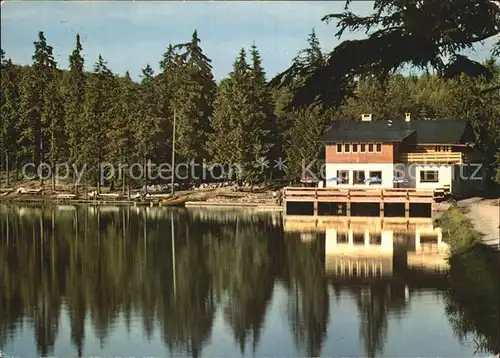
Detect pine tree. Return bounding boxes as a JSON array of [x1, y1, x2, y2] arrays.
[[210, 49, 250, 173], [172, 30, 216, 163], [0, 49, 21, 186], [66, 34, 86, 192], [297, 29, 325, 67], [81, 55, 114, 195], [283, 106, 327, 180], [211, 48, 275, 184], [17, 31, 58, 185], [157, 44, 180, 164], [41, 71, 66, 190], [107, 71, 138, 194], [249, 44, 278, 181], [135, 65, 161, 190]]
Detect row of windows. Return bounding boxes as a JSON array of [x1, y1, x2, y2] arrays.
[[335, 142, 383, 153], [336, 170, 382, 184], [334, 170, 439, 184]]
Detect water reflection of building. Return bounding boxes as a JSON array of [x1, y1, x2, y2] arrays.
[[285, 218, 450, 280], [326, 220, 449, 280]]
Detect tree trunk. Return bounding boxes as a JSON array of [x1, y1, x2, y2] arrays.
[[6, 154, 10, 187], [84, 171, 88, 199], [96, 162, 101, 195], [51, 163, 56, 191], [74, 169, 79, 195], [143, 158, 148, 194], [15, 154, 20, 181], [122, 166, 126, 196], [39, 152, 44, 188]]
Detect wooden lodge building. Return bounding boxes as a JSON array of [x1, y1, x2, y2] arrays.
[[282, 114, 486, 219], [322, 113, 486, 196]]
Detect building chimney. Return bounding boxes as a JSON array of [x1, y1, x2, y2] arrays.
[[405, 112, 411, 122], [361, 113, 372, 121]]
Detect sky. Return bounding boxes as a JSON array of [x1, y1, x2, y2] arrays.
[[0, 1, 497, 81]]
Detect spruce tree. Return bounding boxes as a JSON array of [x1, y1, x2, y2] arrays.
[[0, 49, 20, 186], [107, 71, 138, 193], [41, 71, 66, 190], [157, 45, 180, 163], [210, 49, 249, 172], [249, 44, 278, 181], [135, 65, 160, 190], [275, 31, 328, 182], [18, 31, 58, 185], [211, 48, 275, 184], [172, 30, 216, 163], [66, 34, 86, 192], [283, 106, 327, 180], [81, 55, 114, 195]]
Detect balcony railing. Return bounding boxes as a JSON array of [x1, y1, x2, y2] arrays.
[[399, 152, 468, 164]]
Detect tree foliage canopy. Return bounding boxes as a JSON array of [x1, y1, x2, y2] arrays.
[[270, 0, 500, 108]]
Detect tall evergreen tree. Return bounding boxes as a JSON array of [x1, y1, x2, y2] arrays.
[[66, 34, 86, 191], [0, 49, 20, 185], [172, 30, 216, 162], [248, 44, 277, 181], [41, 71, 66, 190], [157, 45, 180, 163], [277, 31, 329, 182], [135, 65, 161, 189], [211, 48, 275, 184], [81, 55, 115, 194], [18, 31, 57, 183], [210, 49, 250, 173]]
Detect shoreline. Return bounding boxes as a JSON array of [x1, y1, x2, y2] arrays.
[[0, 191, 282, 209], [458, 197, 500, 251]]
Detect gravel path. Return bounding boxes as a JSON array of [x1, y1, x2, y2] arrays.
[[459, 197, 500, 250]]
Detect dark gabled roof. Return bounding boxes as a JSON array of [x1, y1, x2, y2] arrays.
[[322, 119, 472, 144], [323, 129, 415, 143]]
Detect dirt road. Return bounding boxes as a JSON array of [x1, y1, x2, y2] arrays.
[[459, 197, 500, 250]]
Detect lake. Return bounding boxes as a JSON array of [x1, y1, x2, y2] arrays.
[[0, 204, 498, 357]]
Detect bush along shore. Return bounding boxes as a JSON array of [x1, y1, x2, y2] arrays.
[[437, 205, 500, 355], [438, 205, 499, 253], [438, 206, 484, 254]]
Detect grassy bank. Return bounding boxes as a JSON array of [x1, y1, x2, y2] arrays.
[[438, 205, 500, 354], [437, 206, 483, 253]]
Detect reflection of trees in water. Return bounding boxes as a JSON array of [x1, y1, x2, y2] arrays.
[[445, 245, 500, 355], [0, 206, 284, 357], [208, 219, 279, 354], [1, 205, 497, 357], [281, 235, 329, 357], [352, 285, 388, 358]]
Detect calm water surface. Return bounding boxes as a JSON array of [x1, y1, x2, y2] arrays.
[[0, 204, 498, 357]]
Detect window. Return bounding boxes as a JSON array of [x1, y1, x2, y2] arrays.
[[337, 232, 348, 243], [376, 143, 382, 152], [353, 233, 365, 245], [435, 146, 451, 152], [353, 170, 365, 184], [344, 143, 350, 152], [420, 170, 439, 183], [369, 171, 382, 185], [352, 143, 359, 152], [337, 170, 349, 184], [360, 143, 366, 153], [368, 143, 374, 153], [336, 143, 342, 153], [369, 234, 382, 245]]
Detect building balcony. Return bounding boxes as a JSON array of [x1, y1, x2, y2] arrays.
[[398, 151, 470, 164]]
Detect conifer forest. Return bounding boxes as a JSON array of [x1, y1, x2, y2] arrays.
[[1, 0, 500, 190]]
